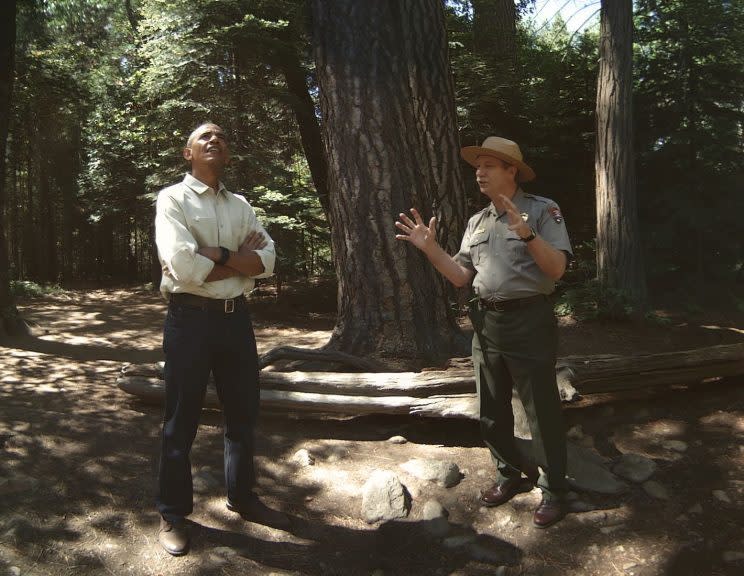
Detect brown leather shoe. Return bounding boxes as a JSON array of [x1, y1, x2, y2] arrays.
[[480, 477, 531, 507], [533, 497, 566, 528], [227, 496, 291, 531], [158, 517, 189, 556]]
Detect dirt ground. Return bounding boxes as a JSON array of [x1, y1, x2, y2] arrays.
[[1, 285, 743, 576]]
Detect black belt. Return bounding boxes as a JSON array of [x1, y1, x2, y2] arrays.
[[478, 294, 546, 312], [169, 292, 248, 313]]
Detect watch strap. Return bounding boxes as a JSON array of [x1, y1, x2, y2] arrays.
[[217, 246, 230, 266], [520, 227, 537, 243]]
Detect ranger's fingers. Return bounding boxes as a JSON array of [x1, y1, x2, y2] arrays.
[[428, 216, 437, 231], [398, 212, 416, 228], [410, 207, 425, 226], [395, 234, 411, 242], [395, 221, 412, 233]]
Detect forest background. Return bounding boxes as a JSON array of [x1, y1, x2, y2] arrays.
[[0, 0, 742, 358]]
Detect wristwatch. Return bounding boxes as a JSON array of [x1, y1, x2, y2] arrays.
[[217, 246, 231, 265], [520, 227, 537, 243]]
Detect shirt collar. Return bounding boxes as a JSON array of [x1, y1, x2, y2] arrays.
[[486, 187, 525, 217], [183, 173, 228, 196]]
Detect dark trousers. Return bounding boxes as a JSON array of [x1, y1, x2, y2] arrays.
[[470, 297, 568, 497], [156, 302, 260, 521]]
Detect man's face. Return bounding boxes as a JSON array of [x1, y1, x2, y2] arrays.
[[183, 124, 230, 170], [475, 156, 517, 196]]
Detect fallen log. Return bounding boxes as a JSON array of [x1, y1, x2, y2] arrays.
[[118, 343, 744, 420], [560, 342, 744, 393], [117, 375, 469, 416], [118, 368, 476, 398]]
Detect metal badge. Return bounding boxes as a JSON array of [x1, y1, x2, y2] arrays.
[[520, 212, 529, 222]]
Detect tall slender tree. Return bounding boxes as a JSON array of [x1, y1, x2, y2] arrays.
[[312, 0, 469, 364], [0, 0, 25, 337], [595, 0, 646, 311]]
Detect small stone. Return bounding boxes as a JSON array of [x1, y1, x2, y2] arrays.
[[422, 500, 448, 520], [661, 440, 688, 452], [613, 454, 657, 483], [713, 490, 731, 503], [400, 459, 461, 488], [443, 534, 476, 548], [642, 480, 669, 500], [722, 551, 744, 563], [567, 425, 584, 440], [387, 436, 407, 444], [292, 449, 315, 467]]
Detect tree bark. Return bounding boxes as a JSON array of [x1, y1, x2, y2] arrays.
[[311, 0, 468, 364], [0, 0, 25, 337], [595, 0, 647, 311]]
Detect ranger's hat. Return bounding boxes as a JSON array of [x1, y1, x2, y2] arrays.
[[460, 136, 536, 182]]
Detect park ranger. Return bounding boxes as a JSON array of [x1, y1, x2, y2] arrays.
[[395, 136, 573, 528]]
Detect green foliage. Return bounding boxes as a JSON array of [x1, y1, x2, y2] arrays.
[[635, 0, 744, 285], [10, 280, 65, 298]]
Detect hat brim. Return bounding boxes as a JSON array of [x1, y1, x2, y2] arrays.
[[460, 146, 536, 182]]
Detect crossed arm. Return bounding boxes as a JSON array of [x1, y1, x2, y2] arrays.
[[198, 231, 268, 281]]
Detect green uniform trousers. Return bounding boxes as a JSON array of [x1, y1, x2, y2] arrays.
[[470, 296, 568, 498]]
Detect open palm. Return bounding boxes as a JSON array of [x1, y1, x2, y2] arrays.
[[395, 208, 437, 251]]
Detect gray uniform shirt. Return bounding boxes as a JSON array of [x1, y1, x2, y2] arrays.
[[454, 189, 573, 302]]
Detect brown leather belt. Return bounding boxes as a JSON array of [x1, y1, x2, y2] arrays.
[[478, 294, 546, 312], [169, 292, 248, 313]]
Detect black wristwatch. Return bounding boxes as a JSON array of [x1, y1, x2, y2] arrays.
[[217, 246, 230, 266], [520, 227, 537, 243]]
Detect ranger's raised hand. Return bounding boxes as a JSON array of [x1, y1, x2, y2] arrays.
[[499, 194, 532, 238], [395, 208, 438, 252]]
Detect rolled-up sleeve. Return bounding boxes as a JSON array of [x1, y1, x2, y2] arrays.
[[155, 191, 214, 285]]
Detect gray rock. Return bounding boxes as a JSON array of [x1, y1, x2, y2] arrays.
[[292, 449, 315, 467], [387, 435, 407, 444], [400, 459, 461, 488], [9, 567, 21, 576], [421, 500, 448, 520], [722, 551, 744, 564], [642, 480, 669, 500], [612, 453, 657, 483], [443, 533, 477, 549], [713, 490, 731, 503], [361, 470, 409, 524], [423, 516, 450, 538], [662, 440, 688, 452]]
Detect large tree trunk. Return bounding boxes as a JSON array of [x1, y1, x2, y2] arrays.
[[595, 0, 647, 311], [0, 1, 25, 338], [311, 0, 468, 365]]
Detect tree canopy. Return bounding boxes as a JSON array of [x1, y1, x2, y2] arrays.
[[2, 0, 742, 334]]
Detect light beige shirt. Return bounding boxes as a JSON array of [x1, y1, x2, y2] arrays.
[[454, 189, 572, 301], [155, 173, 275, 300]]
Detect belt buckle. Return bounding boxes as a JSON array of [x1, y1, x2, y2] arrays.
[[224, 298, 235, 313]]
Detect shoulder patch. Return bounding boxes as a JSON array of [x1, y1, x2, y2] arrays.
[[548, 206, 563, 223]]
